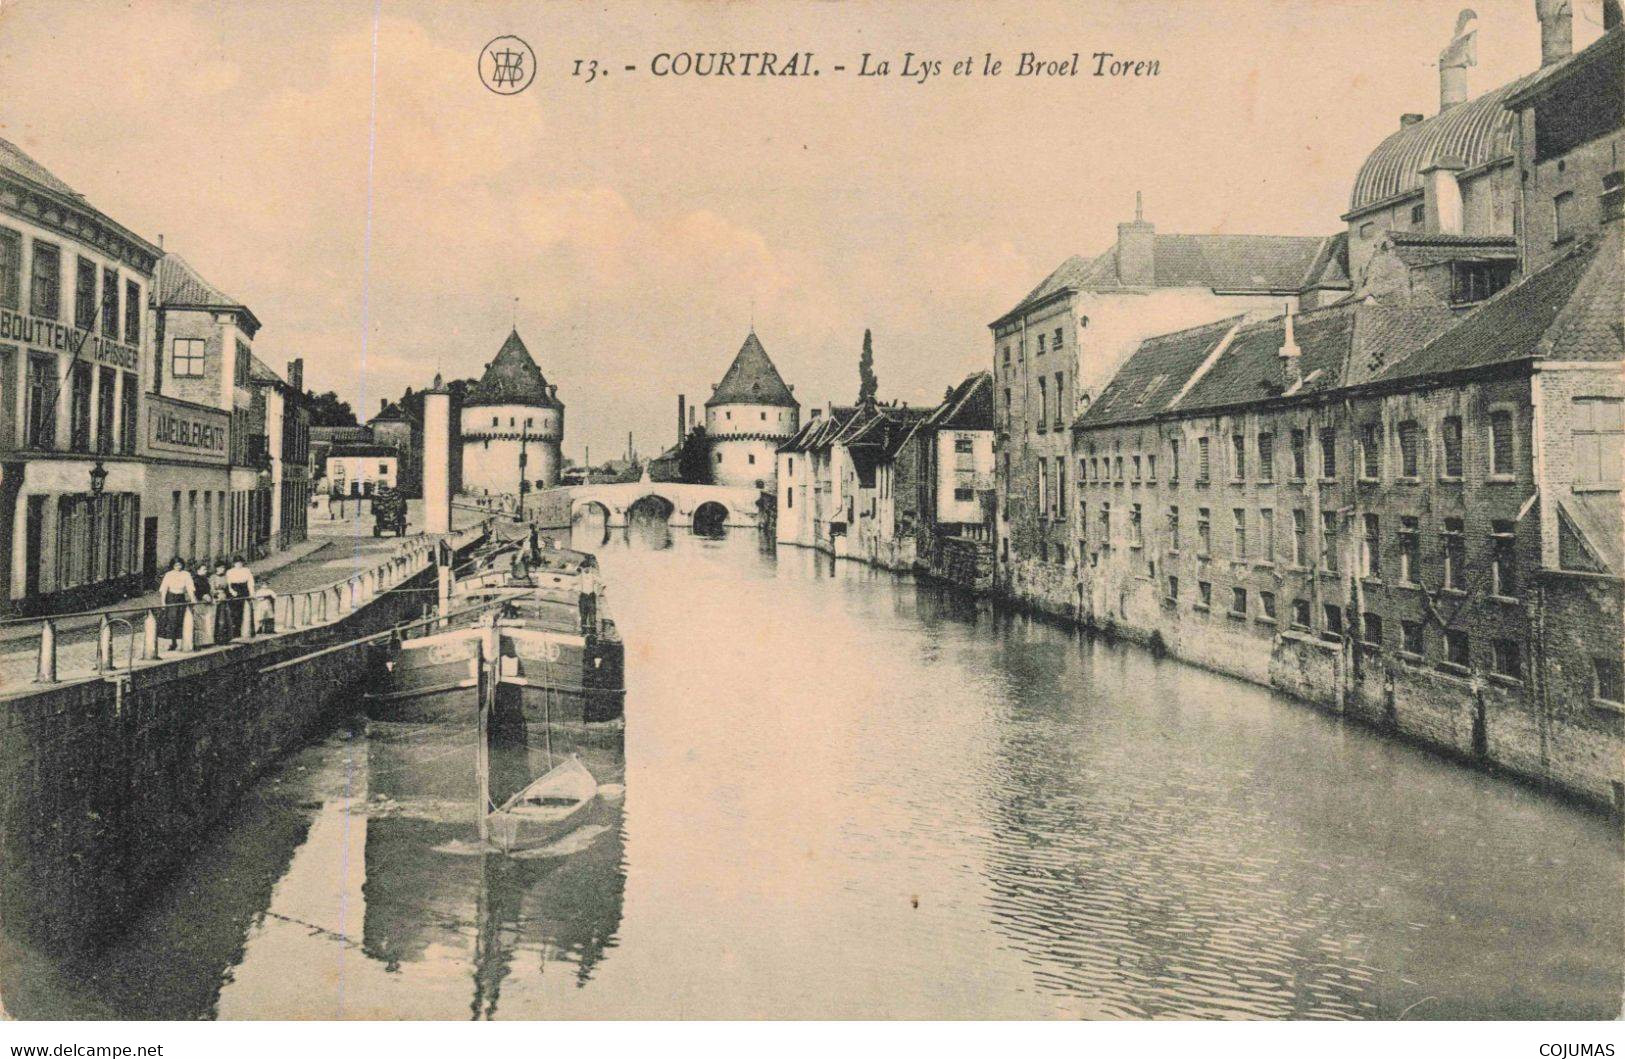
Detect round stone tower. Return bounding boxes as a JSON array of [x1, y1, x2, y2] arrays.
[[458, 329, 565, 497], [705, 330, 799, 491]]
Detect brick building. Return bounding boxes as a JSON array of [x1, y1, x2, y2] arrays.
[[911, 371, 996, 590], [989, 199, 1346, 616]]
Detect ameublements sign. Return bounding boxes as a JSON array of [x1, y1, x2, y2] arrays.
[[143, 393, 229, 464], [0, 309, 141, 371]]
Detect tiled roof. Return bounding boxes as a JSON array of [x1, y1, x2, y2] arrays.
[[927, 371, 995, 432], [466, 329, 562, 408], [1376, 228, 1622, 385], [155, 253, 262, 335], [778, 406, 857, 454], [1301, 231, 1352, 291], [1347, 74, 1535, 216], [369, 400, 417, 424], [1077, 316, 1242, 428], [996, 235, 1333, 323], [0, 137, 85, 200], [247, 355, 283, 384], [1385, 232, 1518, 267], [1504, 26, 1624, 109], [706, 331, 798, 408]]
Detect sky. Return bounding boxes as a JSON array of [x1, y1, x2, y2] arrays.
[[0, 0, 1607, 463]]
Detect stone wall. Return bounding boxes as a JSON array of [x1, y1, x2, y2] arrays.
[[0, 565, 447, 953]]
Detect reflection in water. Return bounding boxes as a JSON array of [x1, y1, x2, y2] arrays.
[[2, 531, 1619, 1019]]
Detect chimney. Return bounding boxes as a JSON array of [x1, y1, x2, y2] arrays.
[[1536, 0, 1573, 66], [677, 394, 686, 445], [1422, 159, 1466, 233], [1401, 113, 1425, 128], [1278, 303, 1301, 388], [1438, 10, 1477, 111], [1115, 192, 1155, 286], [380, 398, 388, 413], [157, 233, 164, 250], [286, 358, 303, 392]]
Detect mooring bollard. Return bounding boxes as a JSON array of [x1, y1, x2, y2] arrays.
[[180, 606, 196, 653], [241, 594, 255, 639], [36, 619, 57, 683], [142, 609, 158, 660], [97, 615, 114, 671]]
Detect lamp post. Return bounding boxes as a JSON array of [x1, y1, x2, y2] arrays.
[[89, 460, 108, 497]]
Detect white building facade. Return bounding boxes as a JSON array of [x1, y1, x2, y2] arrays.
[[705, 331, 799, 491], [459, 329, 564, 499]]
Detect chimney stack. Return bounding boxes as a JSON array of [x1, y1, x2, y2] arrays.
[[380, 398, 388, 413], [1438, 9, 1477, 111], [1536, 0, 1573, 67], [1115, 191, 1156, 286], [678, 394, 686, 446], [1278, 303, 1302, 388], [286, 358, 303, 392]]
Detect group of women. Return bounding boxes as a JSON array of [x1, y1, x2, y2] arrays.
[[154, 556, 261, 650]]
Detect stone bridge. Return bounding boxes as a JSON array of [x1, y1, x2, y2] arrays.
[[528, 479, 766, 532]]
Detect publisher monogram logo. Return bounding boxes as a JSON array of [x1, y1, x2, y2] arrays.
[[480, 35, 536, 95]]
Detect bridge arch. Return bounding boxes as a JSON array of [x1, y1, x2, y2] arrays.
[[570, 499, 613, 546], [692, 500, 731, 537], [626, 493, 677, 525]]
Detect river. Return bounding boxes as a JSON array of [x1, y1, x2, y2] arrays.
[[3, 522, 1619, 1019]]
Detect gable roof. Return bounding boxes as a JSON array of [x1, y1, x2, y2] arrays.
[[369, 400, 417, 425], [1382, 231, 1519, 268], [465, 329, 562, 408], [1376, 227, 1622, 385], [1077, 316, 1242, 428], [995, 234, 1335, 325], [779, 405, 858, 453], [155, 253, 261, 334], [927, 371, 995, 432], [707, 331, 798, 408]]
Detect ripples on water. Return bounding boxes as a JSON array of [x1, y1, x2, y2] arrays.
[[2, 522, 1619, 1019]]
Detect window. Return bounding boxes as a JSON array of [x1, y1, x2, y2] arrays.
[[1132, 455, 1142, 482], [1037, 377, 1048, 431], [68, 360, 91, 452], [1361, 513, 1380, 578], [1260, 508, 1274, 561], [1115, 456, 1124, 481], [1291, 598, 1311, 629], [1167, 575, 1179, 600], [1402, 619, 1425, 655], [1323, 603, 1344, 641], [1052, 326, 1063, 350], [1197, 436, 1210, 482], [1198, 580, 1212, 609], [1410, 202, 1425, 225], [1233, 508, 1247, 559], [1318, 427, 1337, 479], [1321, 510, 1339, 572], [1167, 506, 1180, 550], [1445, 629, 1470, 667], [1002, 388, 1011, 431], [1490, 520, 1516, 597], [1260, 591, 1277, 620], [74, 256, 97, 330], [1594, 657, 1624, 705], [1360, 423, 1380, 479], [1290, 429, 1307, 479], [1292, 509, 1307, 565], [1553, 190, 1576, 242], [1001, 345, 1010, 366], [1231, 587, 1247, 616], [1130, 503, 1143, 546], [715, 452, 722, 463], [1441, 416, 1463, 478], [1037, 333, 1046, 355], [1362, 612, 1383, 645], [1091, 457, 1100, 481], [100, 267, 119, 336], [1258, 432, 1274, 482], [172, 337, 205, 378], [1572, 398, 1623, 487], [1489, 410, 1514, 477], [1397, 421, 1419, 478], [1056, 457, 1066, 515], [953, 487, 973, 502], [1493, 639, 1522, 679], [748, 453, 756, 465], [1197, 507, 1211, 556], [1399, 516, 1420, 583], [954, 437, 974, 453], [1037, 460, 1048, 517], [26, 353, 54, 448], [1099, 501, 1111, 545], [124, 280, 140, 344], [95, 366, 114, 455], [378, 462, 389, 474], [1452, 261, 1514, 305], [1054, 372, 1065, 426], [1169, 438, 1181, 481], [1442, 517, 1465, 590], [119, 373, 137, 454], [30, 241, 60, 319], [1231, 434, 1245, 481], [0, 226, 19, 309], [1079, 501, 1087, 539], [1146, 454, 1156, 482]]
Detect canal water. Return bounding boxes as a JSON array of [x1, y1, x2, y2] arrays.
[[3, 523, 1619, 1019]]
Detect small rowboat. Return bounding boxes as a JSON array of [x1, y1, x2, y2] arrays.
[[487, 755, 598, 854]]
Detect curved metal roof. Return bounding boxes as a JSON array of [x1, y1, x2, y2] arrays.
[[1347, 74, 1535, 216]]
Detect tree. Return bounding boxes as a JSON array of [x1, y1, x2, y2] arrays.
[[858, 328, 878, 405], [306, 390, 357, 427], [678, 427, 711, 484]]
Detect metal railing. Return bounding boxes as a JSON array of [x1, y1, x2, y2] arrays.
[[10, 518, 494, 688]]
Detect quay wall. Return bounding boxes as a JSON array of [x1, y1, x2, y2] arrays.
[[0, 556, 474, 954]]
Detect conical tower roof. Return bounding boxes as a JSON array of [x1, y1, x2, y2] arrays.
[[706, 331, 798, 408], [465, 329, 562, 408]]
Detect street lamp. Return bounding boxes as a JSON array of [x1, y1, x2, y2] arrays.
[[89, 460, 108, 497]]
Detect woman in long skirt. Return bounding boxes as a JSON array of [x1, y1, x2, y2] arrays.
[[156, 557, 196, 650], [212, 560, 235, 643], [224, 556, 255, 639]]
